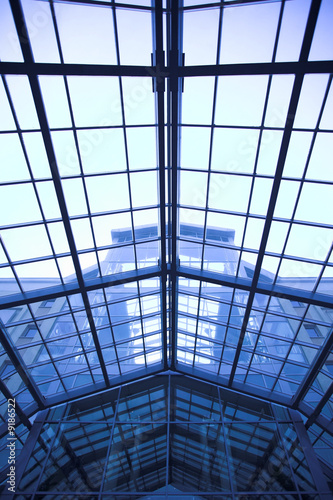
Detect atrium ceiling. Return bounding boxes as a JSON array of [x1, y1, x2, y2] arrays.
[[0, 0, 333, 460]]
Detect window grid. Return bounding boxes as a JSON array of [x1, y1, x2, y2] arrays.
[[0, 0, 332, 490]]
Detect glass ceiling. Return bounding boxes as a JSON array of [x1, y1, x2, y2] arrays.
[[0, 0, 333, 476]]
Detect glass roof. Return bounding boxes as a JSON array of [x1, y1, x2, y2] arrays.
[[17, 376, 326, 496], [0, 0, 333, 476]]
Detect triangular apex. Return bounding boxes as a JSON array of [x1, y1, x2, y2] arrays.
[[18, 374, 318, 496]]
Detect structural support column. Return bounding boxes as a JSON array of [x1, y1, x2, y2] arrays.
[[290, 409, 331, 499], [169, 0, 183, 370], [152, 0, 168, 370]]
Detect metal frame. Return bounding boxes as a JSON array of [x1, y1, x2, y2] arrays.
[[8, 373, 332, 498], [0, 0, 333, 489]]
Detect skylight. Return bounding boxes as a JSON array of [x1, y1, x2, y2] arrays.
[[0, 0, 333, 484]]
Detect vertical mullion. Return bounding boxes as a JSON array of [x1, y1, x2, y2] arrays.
[[166, 373, 171, 495], [200, 0, 224, 271], [1, 75, 66, 289], [229, 0, 323, 387], [289, 410, 331, 499], [102, 289, 123, 377], [191, 0, 224, 372], [0, 378, 32, 430], [12, 412, 47, 498], [98, 386, 121, 498], [218, 386, 234, 498], [271, 72, 333, 290], [9, 0, 110, 388], [152, 0, 168, 370], [170, 0, 183, 371], [217, 0, 284, 384], [49, 0, 105, 279], [137, 281, 148, 367], [32, 406, 67, 496], [305, 380, 333, 428], [112, 4, 139, 275], [269, 73, 333, 397], [0, 320, 45, 409]]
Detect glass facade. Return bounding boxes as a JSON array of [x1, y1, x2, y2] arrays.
[[14, 376, 330, 498], [0, 0, 333, 497]]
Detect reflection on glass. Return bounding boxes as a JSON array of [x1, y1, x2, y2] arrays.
[[226, 422, 295, 493], [13, 376, 328, 497], [104, 423, 167, 492], [39, 423, 111, 492], [280, 423, 316, 492]]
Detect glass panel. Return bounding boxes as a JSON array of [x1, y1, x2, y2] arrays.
[[130, 171, 158, 208], [182, 77, 215, 125], [104, 423, 167, 492], [276, 0, 311, 62], [21, 0, 60, 63], [215, 75, 269, 126], [226, 422, 296, 492], [181, 126, 211, 170], [127, 127, 157, 170], [211, 128, 259, 173], [280, 423, 317, 492], [55, 2, 117, 65], [0, 0, 24, 62], [309, 0, 333, 61], [171, 422, 230, 491], [85, 174, 130, 213], [116, 9, 152, 66], [39, 422, 111, 492], [209, 174, 252, 213], [67, 76, 122, 128], [0, 133, 30, 182], [39, 76, 72, 129], [294, 74, 329, 129], [220, 1, 280, 64], [122, 77, 155, 125], [118, 378, 168, 422], [18, 423, 59, 493], [183, 8, 219, 66], [306, 132, 333, 182], [6, 75, 40, 129], [320, 79, 333, 129], [23, 132, 51, 179]]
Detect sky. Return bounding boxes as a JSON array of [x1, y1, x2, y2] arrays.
[[0, 0, 332, 421], [0, 0, 332, 292]]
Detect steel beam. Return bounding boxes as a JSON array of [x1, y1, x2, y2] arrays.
[[152, 0, 168, 370], [9, 0, 109, 387], [43, 364, 163, 409], [175, 363, 292, 408], [290, 409, 331, 499], [0, 61, 157, 77], [292, 327, 333, 408], [177, 266, 333, 309], [0, 378, 32, 430], [1, 60, 332, 79], [305, 381, 333, 428], [0, 266, 161, 310], [9, 411, 49, 498], [228, 0, 323, 386], [0, 324, 45, 409], [179, 60, 333, 77], [169, 0, 183, 371]]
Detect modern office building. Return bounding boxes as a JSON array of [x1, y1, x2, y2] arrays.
[[0, 0, 333, 498]]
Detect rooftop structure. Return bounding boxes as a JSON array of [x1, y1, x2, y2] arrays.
[[0, 0, 333, 497]]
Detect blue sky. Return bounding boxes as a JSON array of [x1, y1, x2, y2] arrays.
[[0, 0, 332, 289]]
